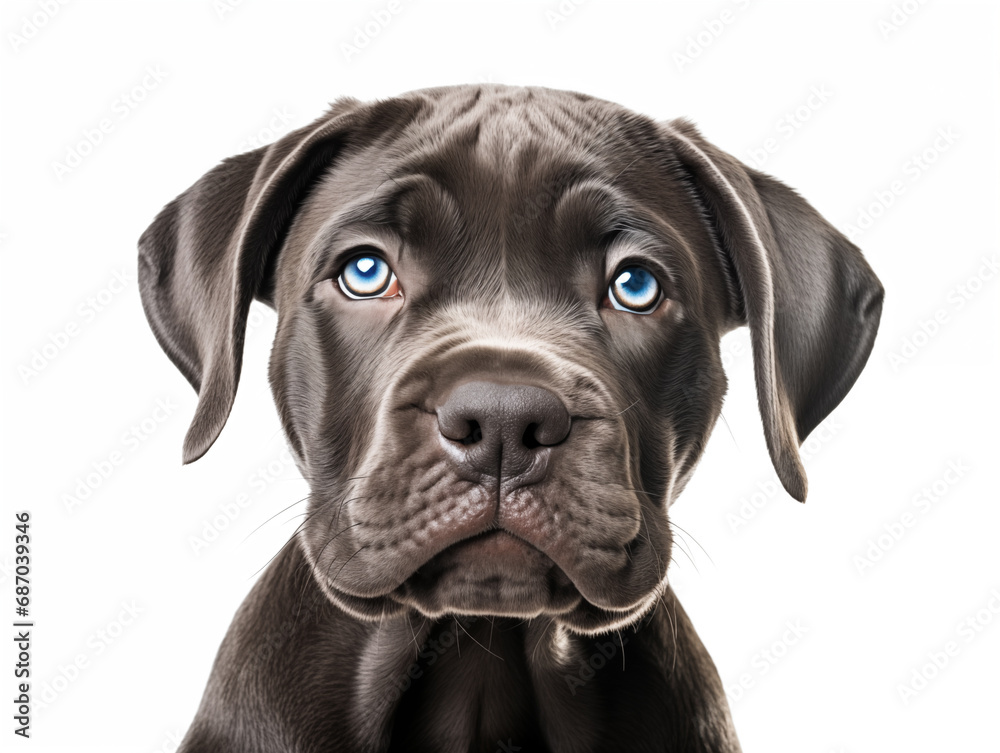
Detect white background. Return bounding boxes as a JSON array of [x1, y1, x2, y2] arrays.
[[2, 1, 998, 751]]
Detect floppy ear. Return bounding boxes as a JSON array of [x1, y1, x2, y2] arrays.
[[662, 119, 884, 502], [138, 98, 376, 464]]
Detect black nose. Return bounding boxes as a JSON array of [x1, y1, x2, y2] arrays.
[[436, 381, 571, 483]]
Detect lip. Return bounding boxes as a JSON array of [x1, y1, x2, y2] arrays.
[[391, 528, 583, 617], [321, 495, 664, 615], [416, 529, 557, 577], [456, 528, 530, 551]]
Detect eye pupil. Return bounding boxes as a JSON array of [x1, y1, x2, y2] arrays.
[[610, 265, 661, 314], [355, 257, 376, 274]]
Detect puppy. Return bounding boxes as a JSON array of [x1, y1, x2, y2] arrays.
[[139, 85, 883, 752]]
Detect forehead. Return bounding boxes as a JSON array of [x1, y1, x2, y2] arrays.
[[291, 86, 708, 302], [337, 87, 691, 219], [386, 86, 629, 167], [382, 86, 691, 228]]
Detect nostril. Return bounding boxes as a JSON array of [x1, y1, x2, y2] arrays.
[[436, 381, 571, 479], [462, 421, 483, 446], [440, 415, 484, 445]]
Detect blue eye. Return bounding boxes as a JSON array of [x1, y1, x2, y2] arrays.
[[338, 255, 399, 299], [608, 265, 661, 314]]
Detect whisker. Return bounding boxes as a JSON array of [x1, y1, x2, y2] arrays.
[[530, 618, 553, 666], [328, 544, 370, 588], [623, 486, 657, 498], [657, 587, 678, 678], [667, 520, 714, 566], [613, 398, 640, 417], [334, 495, 367, 531], [637, 507, 662, 576], [455, 619, 504, 661], [718, 410, 738, 448], [616, 628, 626, 671], [239, 495, 311, 545], [293, 546, 325, 623], [248, 507, 325, 580], [668, 534, 698, 571], [404, 614, 425, 657], [309, 522, 364, 587]]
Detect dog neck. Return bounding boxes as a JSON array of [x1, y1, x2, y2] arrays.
[[376, 616, 588, 750], [181, 543, 740, 752]]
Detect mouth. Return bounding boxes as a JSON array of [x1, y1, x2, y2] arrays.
[[391, 529, 583, 618], [315, 523, 669, 633]]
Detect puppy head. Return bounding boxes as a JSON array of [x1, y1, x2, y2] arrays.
[[139, 85, 882, 634]]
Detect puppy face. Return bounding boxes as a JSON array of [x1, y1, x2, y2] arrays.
[[272, 101, 730, 632], [139, 86, 883, 635]]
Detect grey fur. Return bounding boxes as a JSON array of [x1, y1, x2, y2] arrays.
[[138, 85, 883, 752]]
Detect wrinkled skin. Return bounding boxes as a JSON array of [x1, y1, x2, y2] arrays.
[[138, 85, 882, 752], [273, 95, 730, 635]]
